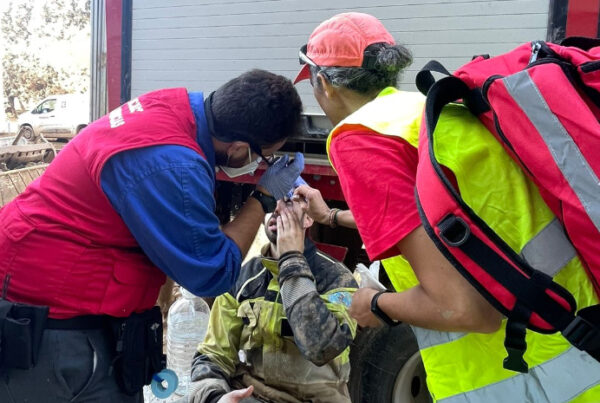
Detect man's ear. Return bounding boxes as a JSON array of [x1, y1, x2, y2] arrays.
[[226, 141, 250, 159], [316, 73, 335, 99]]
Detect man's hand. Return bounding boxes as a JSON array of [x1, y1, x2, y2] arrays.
[[349, 287, 382, 327], [257, 152, 304, 200], [293, 184, 330, 225], [277, 206, 305, 255], [216, 386, 254, 403]]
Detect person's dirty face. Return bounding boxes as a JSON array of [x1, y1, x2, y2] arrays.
[[264, 197, 310, 243]]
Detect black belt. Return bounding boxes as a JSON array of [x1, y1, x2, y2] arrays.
[[46, 315, 111, 330]]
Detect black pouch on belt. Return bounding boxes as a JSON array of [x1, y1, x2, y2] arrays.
[[0, 299, 49, 370], [109, 306, 165, 395]]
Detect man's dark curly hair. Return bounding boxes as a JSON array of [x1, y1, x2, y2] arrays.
[[210, 69, 303, 146]]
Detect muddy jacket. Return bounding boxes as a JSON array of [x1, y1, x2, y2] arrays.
[[189, 241, 357, 403]]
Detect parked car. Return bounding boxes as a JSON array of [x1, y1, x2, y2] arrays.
[[17, 94, 90, 141]]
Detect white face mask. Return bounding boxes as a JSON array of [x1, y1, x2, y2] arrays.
[[218, 148, 262, 178]]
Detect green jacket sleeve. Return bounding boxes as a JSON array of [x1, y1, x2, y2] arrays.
[[278, 253, 358, 366], [189, 293, 242, 402]]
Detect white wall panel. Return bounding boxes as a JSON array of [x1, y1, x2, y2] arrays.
[[132, 0, 550, 113]]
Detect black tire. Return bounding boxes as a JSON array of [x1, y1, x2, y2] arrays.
[[349, 324, 431, 402]]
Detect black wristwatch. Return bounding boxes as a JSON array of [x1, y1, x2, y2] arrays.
[[371, 290, 400, 326], [249, 189, 276, 213]]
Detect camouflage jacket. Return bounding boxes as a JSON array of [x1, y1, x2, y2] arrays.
[[189, 240, 357, 403]]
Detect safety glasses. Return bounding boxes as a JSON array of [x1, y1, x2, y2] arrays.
[[298, 45, 328, 85], [299, 44, 378, 69], [248, 142, 275, 166], [299, 44, 319, 68], [227, 129, 275, 167]]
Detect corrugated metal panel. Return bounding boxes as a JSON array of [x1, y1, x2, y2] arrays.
[[131, 0, 550, 113], [90, 0, 107, 121]]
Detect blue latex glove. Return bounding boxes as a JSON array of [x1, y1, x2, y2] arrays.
[[286, 176, 308, 199], [258, 152, 305, 200]]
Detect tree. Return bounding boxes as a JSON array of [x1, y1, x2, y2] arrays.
[[1, 0, 90, 119]]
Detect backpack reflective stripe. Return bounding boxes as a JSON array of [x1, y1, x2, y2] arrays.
[[502, 70, 600, 232], [415, 39, 600, 371], [326, 88, 600, 400]]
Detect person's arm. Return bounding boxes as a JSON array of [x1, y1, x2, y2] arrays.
[[101, 146, 242, 296], [328, 131, 501, 333], [189, 293, 243, 403], [101, 147, 304, 296], [221, 195, 265, 259], [350, 226, 503, 332], [276, 208, 356, 365], [334, 209, 356, 229], [293, 185, 357, 229]]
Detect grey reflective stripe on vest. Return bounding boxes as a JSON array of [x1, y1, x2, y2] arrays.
[[503, 71, 600, 233], [439, 347, 600, 403], [412, 219, 574, 350], [521, 218, 576, 277], [411, 325, 466, 349]]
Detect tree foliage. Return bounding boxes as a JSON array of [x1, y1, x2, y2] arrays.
[[2, 0, 90, 118], [41, 0, 91, 40]]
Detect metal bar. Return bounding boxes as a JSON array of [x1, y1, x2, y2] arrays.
[[120, 0, 133, 104], [90, 0, 107, 121], [105, 0, 123, 111]]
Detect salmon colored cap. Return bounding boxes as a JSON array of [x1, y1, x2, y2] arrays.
[[294, 12, 395, 84]]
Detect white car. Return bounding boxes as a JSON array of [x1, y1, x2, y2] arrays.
[[17, 94, 90, 141]]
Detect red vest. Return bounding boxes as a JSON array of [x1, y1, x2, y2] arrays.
[[0, 88, 206, 318]]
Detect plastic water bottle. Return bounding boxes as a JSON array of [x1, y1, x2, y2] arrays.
[[166, 288, 210, 397], [143, 385, 159, 402]]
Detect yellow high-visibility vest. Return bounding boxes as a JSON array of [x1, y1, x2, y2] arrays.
[[327, 87, 600, 402]]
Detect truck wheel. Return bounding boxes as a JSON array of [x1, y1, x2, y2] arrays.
[[349, 324, 431, 403]]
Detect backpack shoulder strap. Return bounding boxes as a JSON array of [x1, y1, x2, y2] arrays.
[[416, 60, 452, 95], [417, 76, 600, 370]]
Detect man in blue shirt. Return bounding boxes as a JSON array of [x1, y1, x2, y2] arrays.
[[0, 69, 304, 402], [100, 70, 305, 297]]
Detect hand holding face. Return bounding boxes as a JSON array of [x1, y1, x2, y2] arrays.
[[276, 205, 305, 255], [293, 184, 330, 225], [349, 287, 382, 328]]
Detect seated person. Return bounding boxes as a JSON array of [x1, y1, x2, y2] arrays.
[[188, 195, 358, 403]]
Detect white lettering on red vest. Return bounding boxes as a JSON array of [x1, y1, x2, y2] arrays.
[[109, 107, 125, 128], [127, 98, 144, 113]]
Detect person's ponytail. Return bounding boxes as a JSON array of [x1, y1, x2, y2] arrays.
[[374, 43, 413, 73], [319, 42, 413, 95]]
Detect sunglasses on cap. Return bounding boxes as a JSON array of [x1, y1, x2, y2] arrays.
[[298, 44, 319, 68], [298, 44, 379, 70], [298, 45, 330, 84]]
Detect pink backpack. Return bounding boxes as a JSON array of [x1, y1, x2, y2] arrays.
[[414, 38, 600, 372]]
